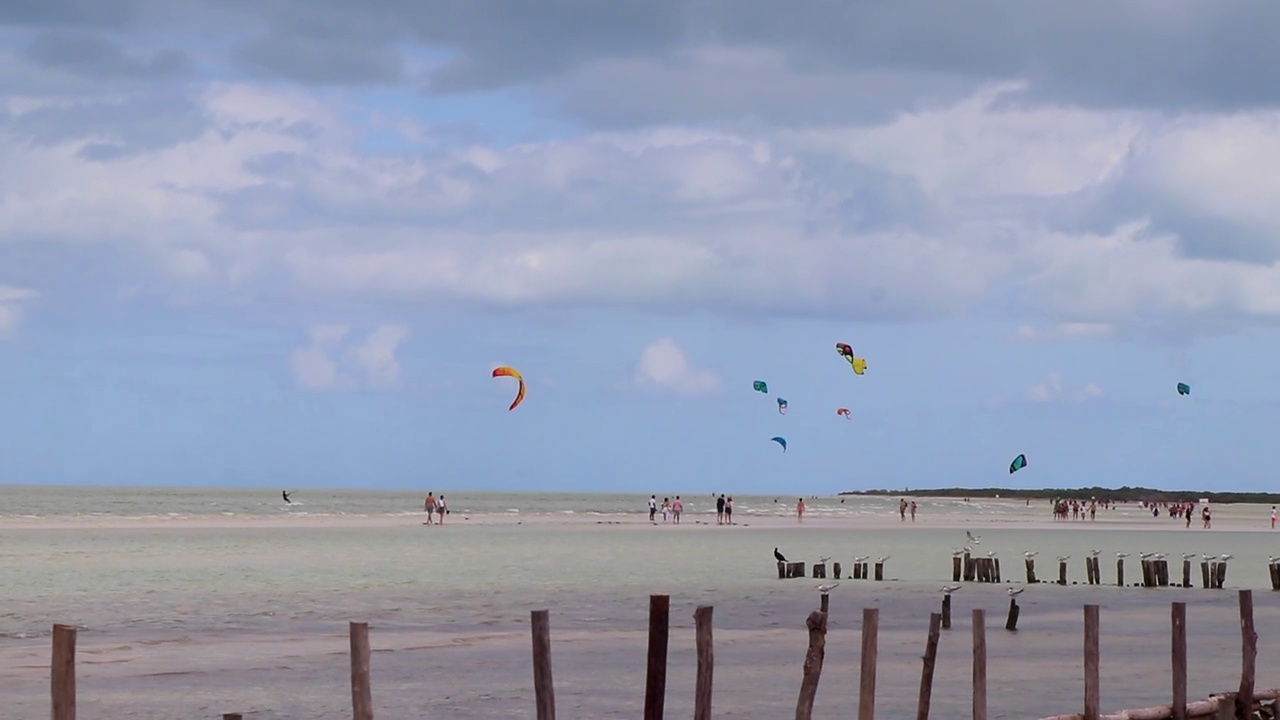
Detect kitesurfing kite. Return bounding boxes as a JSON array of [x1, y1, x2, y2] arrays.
[[1177, 382, 1190, 396], [836, 407, 851, 419], [771, 436, 787, 452], [777, 398, 788, 415], [492, 366, 526, 411], [753, 380, 768, 394], [1009, 453, 1027, 474], [835, 342, 868, 375]]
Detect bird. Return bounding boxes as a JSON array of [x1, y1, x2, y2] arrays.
[[1182, 553, 1197, 560], [1139, 552, 1156, 560], [774, 548, 787, 563], [854, 555, 870, 563], [1023, 551, 1038, 558], [1202, 553, 1216, 562], [1007, 587, 1024, 597], [1116, 552, 1130, 558], [877, 555, 891, 564], [1056, 555, 1071, 562], [966, 531, 981, 544], [941, 584, 961, 594], [1269, 556, 1280, 564], [951, 548, 967, 557], [1219, 554, 1234, 562], [816, 582, 840, 593], [986, 550, 997, 558], [1088, 549, 1101, 558], [1153, 553, 1166, 561], [818, 555, 832, 564]]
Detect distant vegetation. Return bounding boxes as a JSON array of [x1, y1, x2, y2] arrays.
[[843, 486, 1280, 505]]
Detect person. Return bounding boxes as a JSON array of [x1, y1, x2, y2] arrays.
[[282, 490, 292, 504], [910, 500, 917, 521], [672, 496, 683, 524], [900, 498, 907, 521], [796, 497, 805, 522], [424, 492, 437, 525], [724, 497, 734, 525], [648, 495, 657, 523], [661, 498, 671, 523], [1271, 506, 1276, 529], [716, 494, 726, 525], [437, 495, 447, 525], [1202, 506, 1211, 529]]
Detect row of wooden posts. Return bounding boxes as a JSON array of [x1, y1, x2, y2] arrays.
[[951, 553, 1244, 590], [46, 589, 1273, 719], [779, 559, 887, 581]]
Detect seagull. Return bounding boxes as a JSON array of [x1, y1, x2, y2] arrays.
[[1182, 553, 1197, 560], [877, 555, 891, 564], [1152, 553, 1166, 560], [1024, 551, 1038, 558], [952, 548, 967, 557], [1219, 554, 1234, 562], [1202, 553, 1216, 562], [854, 555, 870, 563], [1088, 549, 1101, 557], [816, 582, 840, 593], [1056, 555, 1071, 562], [966, 531, 981, 544], [986, 550, 997, 558], [1007, 587, 1024, 597], [1116, 552, 1130, 558], [1269, 556, 1280, 564], [1139, 552, 1156, 560], [818, 556, 832, 564], [941, 584, 961, 594], [774, 547, 787, 563]]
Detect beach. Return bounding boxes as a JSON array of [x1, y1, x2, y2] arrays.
[[3, 487, 1279, 718]]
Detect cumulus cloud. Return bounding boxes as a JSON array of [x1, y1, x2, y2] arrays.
[[3, 5, 1280, 340], [290, 324, 409, 391], [632, 338, 721, 395], [1027, 372, 1104, 403]]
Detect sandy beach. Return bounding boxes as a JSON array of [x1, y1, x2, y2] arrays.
[[3, 494, 1278, 718]]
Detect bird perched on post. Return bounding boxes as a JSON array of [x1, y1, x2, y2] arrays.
[[1007, 587, 1024, 597], [774, 548, 787, 563], [941, 584, 961, 594]]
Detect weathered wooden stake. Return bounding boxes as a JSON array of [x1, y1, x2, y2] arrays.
[[1084, 605, 1100, 720], [1025, 558, 1037, 584], [953, 555, 962, 582], [916, 612, 942, 720], [349, 621, 373, 720], [874, 562, 884, 581], [859, 608, 879, 720], [833, 562, 843, 579], [973, 609, 987, 720], [1157, 560, 1169, 587], [1005, 598, 1020, 631], [694, 606, 713, 720], [993, 558, 1002, 583], [1214, 692, 1237, 720], [964, 552, 975, 582], [1201, 561, 1210, 588], [51, 623, 76, 720], [820, 592, 830, 614], [531, 610, 556, 720], [1172, 602, 1186, 720], [795, 610, 827, 720], [1268, 561, 1279, 590], [1239, 590, 1257, 719], [1215, 561, 1227, 588], [942, 594, 952, 630], [1058, 560, 1068, 585], [222, 714, 242, 720], [1116, 558, 1124, 587], [644, 594, 670, 720], [1182, 560, 1192, 588], [1141, 560, 1153, 588], [813, 563, 827, 579], [778, 561, 787, 579]]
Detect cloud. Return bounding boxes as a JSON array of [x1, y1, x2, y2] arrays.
[[1016, 323, 1115, 342], [289, 324, 409, 391], [1026, 372, 1104, 403], [0, 285, 38, 337], [632, 338, 721, 396]]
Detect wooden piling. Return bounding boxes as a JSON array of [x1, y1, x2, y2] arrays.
[[531, 610, 556, 720], [916, 612, 942, 720], [1239, 590, 1257, 719], [1157, 560, 1169, 587], [953, 556, 962, 582], [349, 621, 373, 720], [874, 562, 884, 582], [51, 623, 76, 720], [778, 561, 787, 579], [973, 609, 987, 720], [1268, 561, 1279, 590], [860, 562, 869, 579], [1172, 602, 1186, 720], [1116, 558, 1124, 587], [1200, 561, 1210, 588], [795, 610, 828, 720], [1084, 605, 1100, 720], [1025, 558, 1037, 584], [859, 608, 879, 720], [942, 594, 952, 630], [222, 715, 242, 720], [833, 562, 843, 579], [1084, 558, 1093, 585], [993, 558, 1002, 583], [1005, 598, 1020, 631], [853, 563, 863, 580], [813, 563, 826, 579], [1182, 560, 1191, 588], [1141, 560, 1153, 588], [1059, 560, 1068, 586], [964, 552, 975, 582], [694, 606, 713, 720], [644, 594, 670, 720], [1215, 561, 1227, 589]]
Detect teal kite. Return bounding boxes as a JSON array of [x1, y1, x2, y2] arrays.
[[1009, 454, 1027, 474], [777, 398, 788, 415], [753, 380, 768, 394], [771, 436, 787, 452], [1176, 382, 1190, 396]]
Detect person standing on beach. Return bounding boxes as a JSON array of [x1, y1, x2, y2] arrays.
[[910, 500, 917, 521], [716, 494, 726, 525], [662, 498, 670, 523], [437, 495, 447, 525], [1271, 506, 1276, 529], [724, 497, 734, 525], [424, 492, 437, 525], [649, 495, 657, 522], [796, 497, 805, 522], [672, 496, 683, 524]]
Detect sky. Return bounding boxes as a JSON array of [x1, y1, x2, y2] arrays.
[[3, 2, 1280, 495]]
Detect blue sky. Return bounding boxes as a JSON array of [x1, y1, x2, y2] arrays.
[[3, 3, 1280, 494]]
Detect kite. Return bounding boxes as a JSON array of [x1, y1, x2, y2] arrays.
[[835, 342, 868, 375], [1177, 382, 1190, 396], [836, 407, 850, 419], [1009, 453, 1027, 474], [492, 366, 526, 411], [777, 398, 788, 415], [753, 380, 768, 394], [771, 436, 787, 452]]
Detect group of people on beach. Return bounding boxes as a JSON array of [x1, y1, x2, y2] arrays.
[[646, 494, 739, 524], [423, 492, 448, 525]]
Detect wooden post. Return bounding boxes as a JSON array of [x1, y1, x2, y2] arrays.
[[874, 562, 884, 582], [1200, 561, 1210, 588], [1005, 598, 1020, 631], [1172, 602, 1186, 720], [833, 562, 843, 579], [222, 715, 242, 720], [972, 609, 986, 720], [1084, 605, 1100, 720], [820, 593, 830, 614], [1084, 558, 1093, 585], [993, 558, 1002, 583], [1058, 560, 1067, 585], [51, 623, 76, 720], [778, 561, 787, 579], [859, 608, 879, 720], [1025, 558, 1036, 584], [1239, 590, 1257, 719], [953, 556, 962, 582], [1268, 561, 1279, 590], [1214, 692, 1237, 720], [349, 622, 373, 720], [1216, 561, 1227, 589], [1183, 560, 1192, 588], [942, 594, 952, 630], [1117, 558, 1124, 587], [916, 612, 942, 720], [694, 606, 713, 720], [1158, 560, 1169, 587], [1141, 560, 1152, 588], [531, 610, 556, 720], [813, 563, 826, 579], [861, 561, 869, 579], [795, 610, 828, 720], [964, 552, 975, 582], [644, 594, 670, 720]]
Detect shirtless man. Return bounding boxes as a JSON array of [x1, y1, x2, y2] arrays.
[[424, 492, 437, 525]]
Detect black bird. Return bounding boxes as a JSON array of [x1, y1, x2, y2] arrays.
[[282, 490, 292, 504], [774, 547, 787, 563]]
